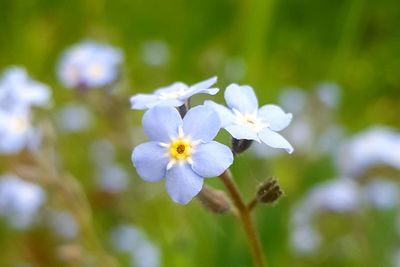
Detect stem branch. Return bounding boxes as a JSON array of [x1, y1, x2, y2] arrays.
[[248, 198, 258, 212]]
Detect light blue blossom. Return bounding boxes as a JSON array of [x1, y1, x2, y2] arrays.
[[290, 224, 321, 255], [337, 127, 400, 176], [205, 84, 293, 153], [48, 210, 79, 239], [55, 103, 93, 133], [0, 107, 39, 154], [0, 174, 46, 229], [130, 76, 218, 110], [57, 41, 123, 89], [0, 67, 51, 111], [362, 180, 399, 210], [96, 164, 129, 193], [111, 225, 161, 267], [132, 105, 233, 204]]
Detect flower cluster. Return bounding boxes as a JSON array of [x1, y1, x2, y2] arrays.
[[130, 77, 293, 204], [57, 41, 123, 89], [0, 67, 51, 154]]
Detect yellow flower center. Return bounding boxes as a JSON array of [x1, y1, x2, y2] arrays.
[[88, 63, 104, 78], [10, 116, 29, 133], [160, 127, 199, 170], [169, 139, 192, 160]]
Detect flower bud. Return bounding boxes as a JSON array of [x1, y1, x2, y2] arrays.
[[231, 138, 253, 154], [197, 186, 230, 214], [178, 99, 191, 118], [256, 178, 283, 204]]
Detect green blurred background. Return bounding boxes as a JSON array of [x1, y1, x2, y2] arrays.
[[1, 0, 400, 266]]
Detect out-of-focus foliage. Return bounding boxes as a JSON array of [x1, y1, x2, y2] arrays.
[[0, 0, 399, 266]]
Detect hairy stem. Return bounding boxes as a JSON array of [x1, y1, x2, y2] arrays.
[[219, 170, 267, 267]]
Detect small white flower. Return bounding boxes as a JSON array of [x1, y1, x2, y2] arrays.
[[206, 84, 293, 153]]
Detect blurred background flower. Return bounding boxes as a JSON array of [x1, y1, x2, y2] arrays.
[[57, 41, 123, 90]]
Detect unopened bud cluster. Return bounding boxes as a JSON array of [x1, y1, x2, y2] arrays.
[[256, 178, 283, 204]]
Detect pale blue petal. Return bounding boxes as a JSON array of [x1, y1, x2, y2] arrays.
[[0, 133, 27, 154], [190, 76, 217, 91], [183, 105, 220, 142], [142, 106, 182, 142], [130, 94, 159, 109], [18, 84, 51, 107], [151, 98, 185, 108], [258, 128, 293, 153], [131, 142, 169, 182], [181, 87, 219, 100], [181, 76, 219, 99], [165, 163, 204, 204], [191, 141, 233, 177], [224, 84, 258, 113], [154, 82, 187, 95], [225, 124, 260, 141], [204, 100, 234, 127], [258, 104, 292, 131]]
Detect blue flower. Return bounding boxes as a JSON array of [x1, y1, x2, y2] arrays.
[[0, 67, 51, 112], [130, 76, 218, 110], [0, 174, 46, 229], [132, 105, 233, 204], [0, 107, 39, 154], [57, 41, 123, 89], [205, 84, 293, 153]]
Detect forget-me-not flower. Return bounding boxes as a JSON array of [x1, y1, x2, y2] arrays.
[[0, 174, 46, 229], [132, 105, 233, 204], [111, 225, 161, 267], [0, 107, 39, 154], [130, 76, 218, 110], [205, 84, 293, 153], [0, 67, 51, 111], [55, 103, 93, 133], [57, 41, 123, 89], [337, 127, 400, 176]]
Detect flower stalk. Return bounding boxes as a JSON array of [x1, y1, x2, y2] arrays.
[[219, 170, 267, 267]]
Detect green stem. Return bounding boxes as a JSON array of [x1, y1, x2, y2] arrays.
[[219, 170, 267, 267]]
